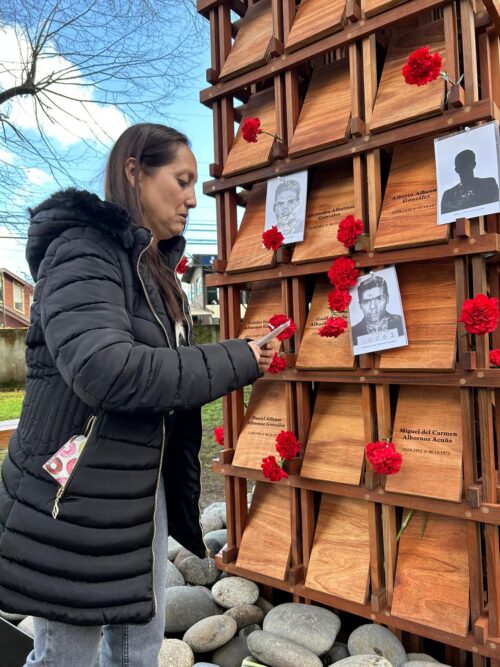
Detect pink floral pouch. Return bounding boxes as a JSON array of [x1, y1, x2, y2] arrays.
[[43, 435, 88, 486]]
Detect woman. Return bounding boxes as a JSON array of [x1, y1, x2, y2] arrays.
[[0, 123, 275, 666]]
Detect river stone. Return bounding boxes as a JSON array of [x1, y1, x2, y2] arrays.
[[224, 605, 265, 630], [0, 610, 26, 623], [203, 501, 227, 526], [165, 587, 220, 633], [178, 556, 219, 586], [168, 537, 183, 562], [403, 663, 450, 667], [193, 664, 220, 667], [166, 560, 185, 588], [201, 510, 225, 535], [212, 577, 259, 609], [263, 602, 340, 656], [175, 548, 195, 569], [241, 659, 266, 667], [183, 615, 237, 653], [247, 629, 323, 667], [18, 616, 35, 637], [332, 657, 393, 667], [158, 639, 194, 667], [255, 596, 273, 614], [212, 636, 250, 667], [407, 656, 439, 663], [323, 642, 350, 665], [348, 625, 407, 667]]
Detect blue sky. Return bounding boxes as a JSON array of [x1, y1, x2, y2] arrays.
[[0, 16, 217, 278]]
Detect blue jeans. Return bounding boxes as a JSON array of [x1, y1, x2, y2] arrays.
[[24, 476, 168, 667]]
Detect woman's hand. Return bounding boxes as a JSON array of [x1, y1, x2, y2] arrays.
[[248, 340, 279, 374]]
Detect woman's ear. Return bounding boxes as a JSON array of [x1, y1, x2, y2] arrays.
[[124, 157, 139, 188]]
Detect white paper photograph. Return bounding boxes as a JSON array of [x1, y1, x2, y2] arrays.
[[348, 266, 408, 355], [435, 121, 500, 225], [265, 170, 308, 244]]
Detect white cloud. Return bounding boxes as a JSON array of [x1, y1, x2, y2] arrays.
[[0, 148, 15, 165], [0, 24, 129, 148], [23, 168, 53, 186]]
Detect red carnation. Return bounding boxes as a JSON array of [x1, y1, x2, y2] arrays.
[[268, 353, 287, 374], [176, 256, 189, 274], [402, 46, 442, 86], [261, 455, 288, 482], [458, 293, 499, 335], [328, 289, 351, 313], [365, 440, 402, 475], [337, 214, 364, 249], [242, 117, 262, 143], [319, 316, 348, 338], [262, 225, 284, 251], [213, 426, 224, 447], [327, 256, 360, 290], [490, 349, 500, 367], [275, 430, 301, 461], [268, 314, 296, 341]]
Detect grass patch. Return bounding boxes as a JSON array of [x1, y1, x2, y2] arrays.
[[0, 391, 25, 421]]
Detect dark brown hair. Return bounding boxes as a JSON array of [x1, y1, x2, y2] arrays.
[[104, 123, 190, 322]]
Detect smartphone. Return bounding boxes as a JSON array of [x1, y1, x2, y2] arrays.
[[255, 320, 291, 347]]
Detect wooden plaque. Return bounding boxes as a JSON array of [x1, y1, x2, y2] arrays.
[[385, 386, 463, 501], [375, 139, 449, 251], [238, 281, 282, 341], [370, 21, 446, 133], [362, 0, 407, 17], [301, 384, 366, 485], [223, 88, 276, 177], [292, 163, 353, 264], [233, 380, 287, 470], [227, 185, 276, 273], [392, 512, 470, 636], [305, 495, 370, 604], [288, 62, 351, 158], [219, 0, 273, 81], [296, 278, 355, 370], [236, 482, 291, 581], [378, 261, 456, 370], [285, 0, 346, 53]]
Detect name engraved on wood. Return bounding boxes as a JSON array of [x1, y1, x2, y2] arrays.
[[375, 139, 449, 251], [223, 88, 276, 177], [385, 386, 463, 501], [378, 261, 456, 370], [236, 482, 292, 581], [297, 278, 355, 370], [219, 0, 273, 81], [233, 380, 287, 470], [238, 281, 282, 341], [305, 495, 370, 604], [391, 512, 470, 637], [301, 384, 366, 485], [292, 162, 353, 264], [370, 21, 446, 133], [285, 0, 346, 53], [227, 184, 276, 273], [288, 61, 351, 158]]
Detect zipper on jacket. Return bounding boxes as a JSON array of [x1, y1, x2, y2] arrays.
[[137, 239, 210, 613], [51, 415, 98, 519]]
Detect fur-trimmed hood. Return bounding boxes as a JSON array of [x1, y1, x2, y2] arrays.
[[27, 188, 136, 280]]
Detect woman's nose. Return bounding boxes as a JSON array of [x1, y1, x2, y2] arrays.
[[186, 190, 197, 208]]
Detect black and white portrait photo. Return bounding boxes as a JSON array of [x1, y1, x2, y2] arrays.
[[265, 170, 308, 244], [435, 121, 500, 225], [348, 266, 408, 355]]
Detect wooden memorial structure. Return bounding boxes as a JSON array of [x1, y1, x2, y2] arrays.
[[197, 0, 500, 663]]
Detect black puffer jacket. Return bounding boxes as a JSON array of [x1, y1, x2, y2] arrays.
[[0, 189, 259, 625]]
